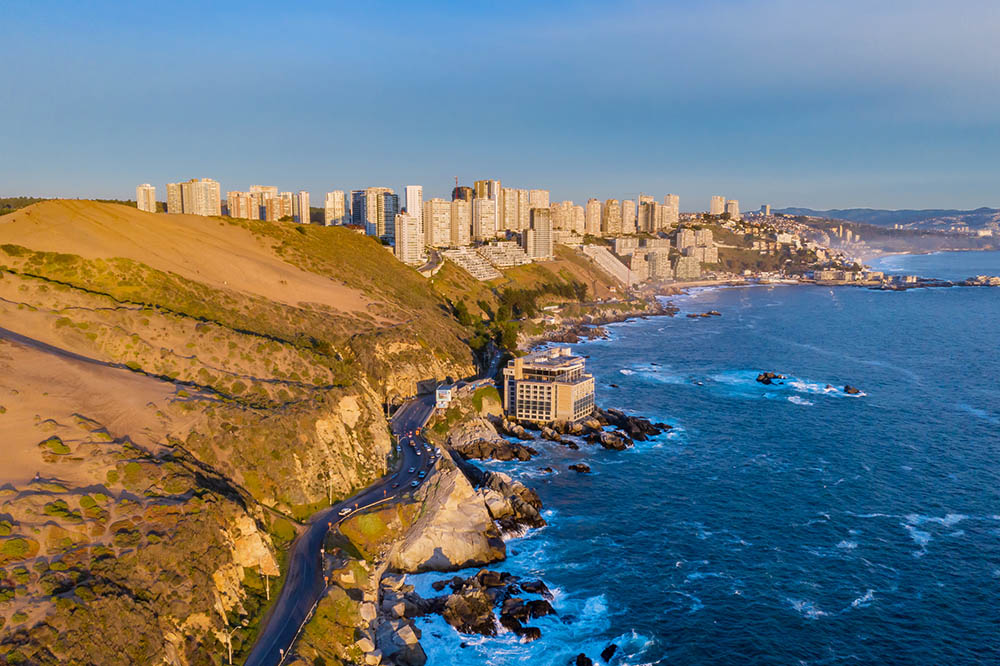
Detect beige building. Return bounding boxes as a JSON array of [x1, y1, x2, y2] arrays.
[[522, 207, 554, 259], [226, 191, 254, 219], [450, 199, 471, 247], [394, 212, 425, 265], [323, 190, 347, 225], [472, 197, 498, 241], [710, 195, 725, 216], [622, 199, 636, 233], [167, 178, 221, 216], [473, 179, 501, 235], [602, 199, 623, 236], [136, 184, 156, 213], [294, 190, 310, 224], [528, 189, 550, 210], [585, 198, 602, 235], [725, 199, 740, 220], [502, 347, 595, 424], [423, 198, 453, 247]]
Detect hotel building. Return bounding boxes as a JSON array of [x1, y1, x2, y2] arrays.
[[502, 347, 596, 424]]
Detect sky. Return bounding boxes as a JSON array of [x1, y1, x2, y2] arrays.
[[3, 0, 1000, 210]]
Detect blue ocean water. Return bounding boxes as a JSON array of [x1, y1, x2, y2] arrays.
[[413, 251, 1000, 665]]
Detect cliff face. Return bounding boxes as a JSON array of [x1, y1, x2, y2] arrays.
[[0, 201, 475, 663], [388, 459, 506, 573]]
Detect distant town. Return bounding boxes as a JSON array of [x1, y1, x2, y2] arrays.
[[135, 179, 1000, 291]]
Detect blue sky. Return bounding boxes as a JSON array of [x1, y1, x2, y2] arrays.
[[3, 0, 1000, 210]]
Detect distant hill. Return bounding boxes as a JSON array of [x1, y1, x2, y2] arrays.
[[776, 206, 1000, 230]]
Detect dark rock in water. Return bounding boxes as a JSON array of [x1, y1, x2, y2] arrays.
[[564, 440, 580, 450], [569, 463, 591, 474], [707, 310, 722, 316], [590, 430, 633, 451], [526, 598, 556, 618], [541, 427, 563, 443], [756, 371, 786, 385], [686, 313, 701, 318], [609, 383, 619, 388], [540, 466, 555, 474], [431, 579, 450, 592], [501, 598, 529, 622], [825, 384, 833, 389], [844, 385, 861, 395], [601, 644, 619, 661], [575, 655, 594, 666], [520, 579, 553, 599], [520, 626, 542, 642]]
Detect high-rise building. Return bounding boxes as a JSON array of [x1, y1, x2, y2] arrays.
[[168, 178, 221, 216], [725, 199, 740, 220], [502, 347, 595, 424], [405, 185, 423, 234], [226, 191, 255, 219], [394, 212, 425, 266], [522, 207, 554, 259], [602, 199, 623, 236], [473, 180, 501, 237], [472, 197, 498, 241], [572, 205, 585, 235], [166, 183, 183, 214], [585, 198, 602, 236], [136, 184, 156, 213], [501, 187, 519, 232], [528, 189, 550, 210], [294, 190, 310, 224], [710, 195, 725, 216], [760, 204, 771, 216], [423, 198, 452, 247], [676, 228, 697, 249], [249, 185, 277, 220], [452, 185, 473, 202], [622, 199, 636, 233], [638, 194, 655, 207], [450, 199, 471, 247], [265, 195, 292, 221], [353, 187, 396, 237], [324, 190, 347, 226]]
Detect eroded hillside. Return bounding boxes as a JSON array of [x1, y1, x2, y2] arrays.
[[0, 201, 476, 663]]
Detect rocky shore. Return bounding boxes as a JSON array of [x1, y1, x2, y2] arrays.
[[522, 295, 679, 349]]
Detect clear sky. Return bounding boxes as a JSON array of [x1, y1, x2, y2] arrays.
[[4, 0, 999, 210]]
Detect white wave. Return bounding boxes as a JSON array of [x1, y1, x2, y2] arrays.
[[836, 540, 858, 550], [787, 395, 814, 406], [850, 589, 876, 609], [619, 368, 634, 375], [788, 598, 828, 619]]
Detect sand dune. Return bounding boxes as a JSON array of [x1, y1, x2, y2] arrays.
[[0, 200, 374, 313]]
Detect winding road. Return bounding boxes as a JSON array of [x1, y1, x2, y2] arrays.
[[244, 393, 438, 666]]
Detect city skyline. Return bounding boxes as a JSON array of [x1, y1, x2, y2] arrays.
[[5, 1, 1000, 209]]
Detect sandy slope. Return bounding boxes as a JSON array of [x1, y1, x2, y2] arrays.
[[0, 333, 191, 486], [0, 200, 374, 313]]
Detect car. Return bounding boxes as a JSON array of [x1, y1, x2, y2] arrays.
[[410, 480, 419, 487], [392, 483, 399, 489], [338, 508, 351, 517], [416, 451, 421, 456], [418, 471, 426, 479], [408, 467, 415, 473]]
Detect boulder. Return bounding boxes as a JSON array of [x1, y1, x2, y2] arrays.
[[540, 427, 563, 443], [568, 463, 591, 474], [575, 654, 594, 666], [844, 385, 861, 395], [756, 371, 786, 385], [525, 598, 556, 619], [375, 620, 427, 666], [601, 644, 618, 662], [389, 462, 506, 573], [519, 579, 553, 599], [442, 587, 497, 636], [449, 417, 536, 461]]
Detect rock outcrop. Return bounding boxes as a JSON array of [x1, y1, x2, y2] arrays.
[[756, 371, 786, 385], [448, 416, 537, 461], [389, 461, 505, 573]]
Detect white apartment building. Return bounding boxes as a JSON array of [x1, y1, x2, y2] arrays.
[[585, 198, 602, 235], [725, 199, 740, 220], [423, 198, 452, 247], [136, 184, 156, 213], [294, 190, 310, 224], [622, 199, 636, 233], [405, 185, 423, 233], [710, 195, 725, 216], [323, 190, 347, 225], [450, 199, 471, 247], [522, 207, 554, 259], [168, 178, 221, 216], [394, 212, 425, 265], [473, 197, 498, 241], [602, 199, 623, 236]]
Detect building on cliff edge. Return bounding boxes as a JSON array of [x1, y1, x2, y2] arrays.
[[502, 347, 595, 425]]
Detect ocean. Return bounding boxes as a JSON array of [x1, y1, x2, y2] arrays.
[[411, 250, 1000, 665]]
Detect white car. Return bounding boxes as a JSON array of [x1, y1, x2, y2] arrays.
[[408, 467, 415, 473], [338, 508, 351, 517]]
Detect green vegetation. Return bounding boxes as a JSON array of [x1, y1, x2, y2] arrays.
[[39, 436, 70, 455]]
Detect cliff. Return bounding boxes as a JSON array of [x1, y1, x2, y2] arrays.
[[0, 201, 475, 663]]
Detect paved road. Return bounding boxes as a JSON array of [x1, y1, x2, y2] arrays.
[[244, 394, 437, 666]]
